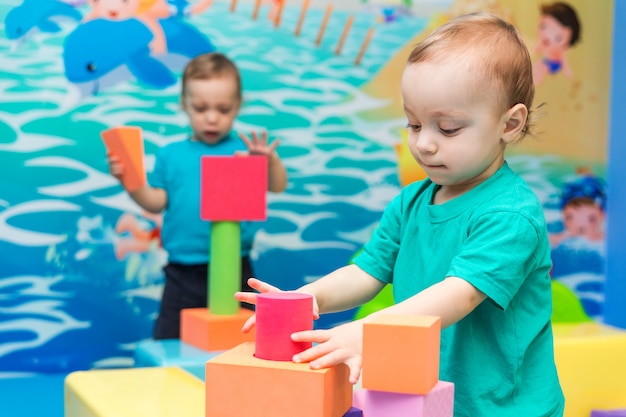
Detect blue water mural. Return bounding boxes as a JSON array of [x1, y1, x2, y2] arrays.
[[0, 0, 429, 374], [0, 0, 607, 375]]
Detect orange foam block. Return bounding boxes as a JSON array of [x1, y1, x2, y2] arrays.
[[200, 155, 267, 221], [180, 307, 255, 351], [206, 342, 352, 417], [101, 126, 147, 192], [362, 315, 441, 395]]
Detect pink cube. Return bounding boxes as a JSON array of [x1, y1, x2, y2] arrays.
[[200, 155, 267, 221]]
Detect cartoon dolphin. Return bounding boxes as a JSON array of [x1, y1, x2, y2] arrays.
[[62, 17, 215, 90], [4, 0, 82, 40]]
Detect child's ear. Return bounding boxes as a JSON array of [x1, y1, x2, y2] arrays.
[[501, 103, 528, 144]]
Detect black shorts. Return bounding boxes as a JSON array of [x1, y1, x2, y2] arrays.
[[153, 256, 255, 340]]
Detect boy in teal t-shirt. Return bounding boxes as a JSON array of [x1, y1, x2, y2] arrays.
[[236, 13, 564, 416]]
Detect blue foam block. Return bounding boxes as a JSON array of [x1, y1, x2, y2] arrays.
[[0, 373, 65, 417], [134, 339, 223, 368]]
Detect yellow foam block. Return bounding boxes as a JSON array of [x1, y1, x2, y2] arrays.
[[362, 314, 441, 395], [180, 307, 255, 351], [553, 322, 626, 417], [65, 367, 204, 417], [205, 342, 352, 417]]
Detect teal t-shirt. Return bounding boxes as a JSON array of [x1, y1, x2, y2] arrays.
[[355, 163, 564, 416], [149, 133, 259, 264]]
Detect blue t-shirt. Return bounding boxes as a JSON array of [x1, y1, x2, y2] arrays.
[[149, 133, 258, 264], [355, 163, 564, 416]]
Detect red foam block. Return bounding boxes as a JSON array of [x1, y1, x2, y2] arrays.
[[255, 292, 314, 361], [200, 155, 267, 221]]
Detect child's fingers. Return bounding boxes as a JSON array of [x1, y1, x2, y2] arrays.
[[234, 290, 257, 305], [238, 132, 252, 147], [345, 357, 362, 384], [291, 329, 332, 364], [259, 130, 269, 145], [267, 138, 280, 153], [241, 314, 257, 333], [247, 277, 281, 293]]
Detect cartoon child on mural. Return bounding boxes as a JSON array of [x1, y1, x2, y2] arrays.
[[83, 0, 171, 54], [113, 210, 163, 260], [550, 170, 606, 248], [533, 1, 581, 86], [82, 0, 214, 54]]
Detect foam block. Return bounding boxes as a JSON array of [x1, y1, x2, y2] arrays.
[[65, 367, 204, 417], [180, 307, 255, 351], [133, 338, 223, 368], [353, 382, 454, 417], [343, 406, 364, 417], [200, 155, 267, 221], [553, 322, 626, 417], [362, 315, 441, 395], [591, 410, 626, 417], [209, 220, 241, 315], [255, 292, 313, 361], [101, 126, 147, 192], [205, 342, 352, 417]]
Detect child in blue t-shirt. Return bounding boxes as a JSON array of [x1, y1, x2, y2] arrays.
[[236, 13, 564, 416], [108, 52, 287, 339]]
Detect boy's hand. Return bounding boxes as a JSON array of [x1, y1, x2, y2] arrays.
[[234, 277, 320, 333], [291, 319, 364, 384], [107, 152, 125, 182], [234, 278, 282, 333], [239, 131, 279, 158]]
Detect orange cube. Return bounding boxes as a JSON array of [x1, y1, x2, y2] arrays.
[[362, 315, 441, 395], [205, 342, 352, 417], [180, 307, 255, 351]]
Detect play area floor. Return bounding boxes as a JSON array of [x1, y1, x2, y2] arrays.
[[0, 373, 66, 417]]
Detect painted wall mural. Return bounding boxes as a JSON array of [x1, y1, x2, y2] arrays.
[[0, 0, 614, 374]]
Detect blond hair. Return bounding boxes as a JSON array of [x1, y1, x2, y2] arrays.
[[407, 13, 535, 140]]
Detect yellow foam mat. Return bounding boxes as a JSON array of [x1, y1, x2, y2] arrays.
[[65, 367, 204, 417], [553, 322, 626, 417]]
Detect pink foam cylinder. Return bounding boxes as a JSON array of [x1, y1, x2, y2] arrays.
[[255, 292, 314, 361]]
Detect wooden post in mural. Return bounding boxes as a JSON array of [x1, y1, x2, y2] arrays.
[[355, 27, 374, 66], [294, 0, 310, 36], [335, 15, 354, 55], [315, 4, 333, 46]]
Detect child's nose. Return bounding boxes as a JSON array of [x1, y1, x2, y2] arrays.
[[205, 111, 219, 123], [414, 132, 437, 154]]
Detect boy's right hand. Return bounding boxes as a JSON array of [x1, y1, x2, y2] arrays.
[[234, 278, 320, 333], [107, 152, 125, 182]]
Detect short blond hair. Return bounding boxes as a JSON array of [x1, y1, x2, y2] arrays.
[[407, 13, 535, 139]]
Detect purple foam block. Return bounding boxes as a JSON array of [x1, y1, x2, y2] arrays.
[[591, 410, 626, 417], [343, 406, 363, 417]]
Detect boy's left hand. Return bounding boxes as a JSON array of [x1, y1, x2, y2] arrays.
[[291, 319, 364, 385], [239, 130, 279, 158]]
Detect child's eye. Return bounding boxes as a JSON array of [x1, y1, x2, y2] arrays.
[[440, 128, 460, 136], [406, 122, 421, 131]]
